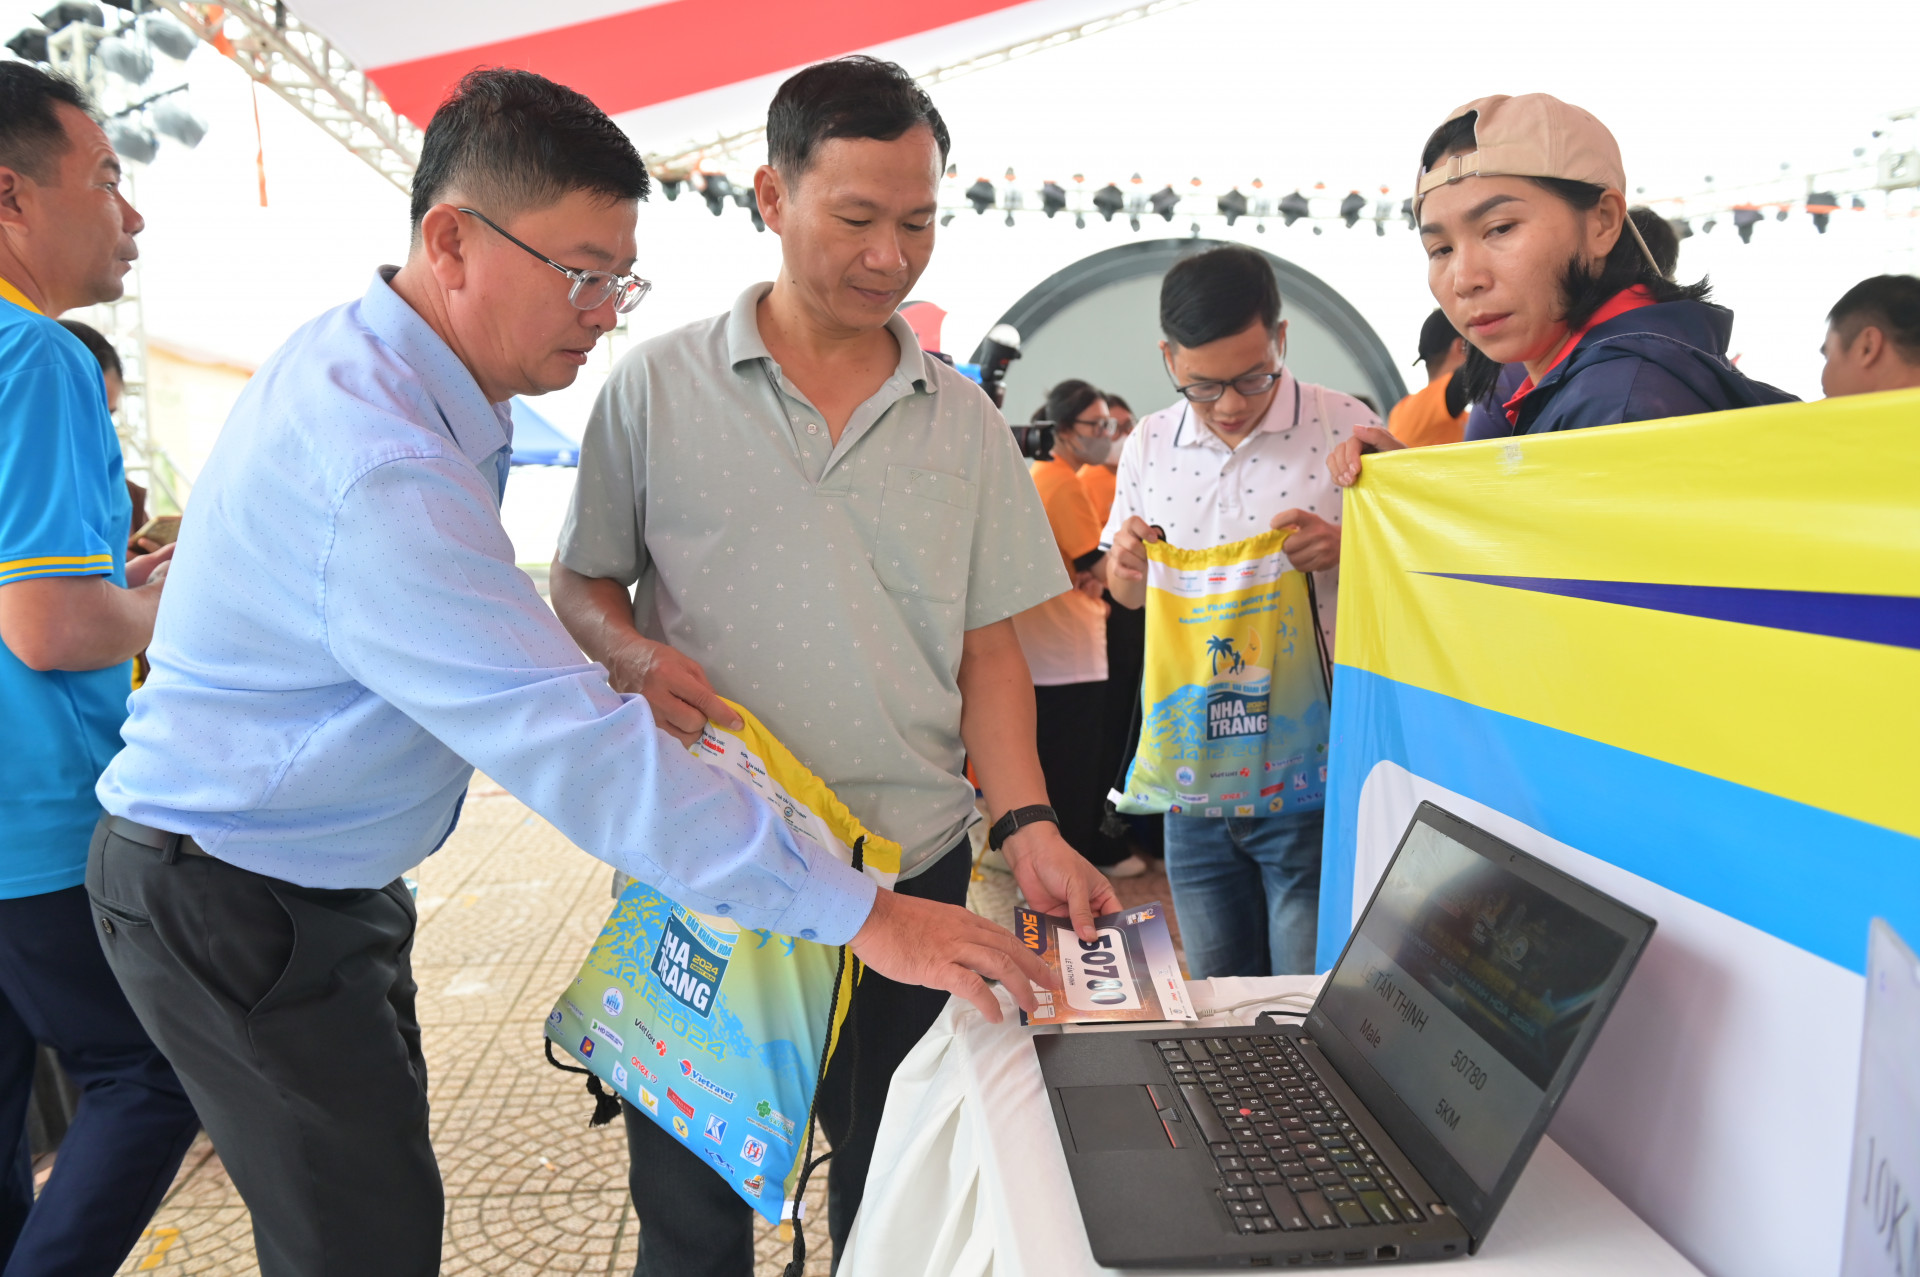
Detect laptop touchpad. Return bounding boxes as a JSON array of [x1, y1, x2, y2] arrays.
[[1058, 1085, 1168, 1152]]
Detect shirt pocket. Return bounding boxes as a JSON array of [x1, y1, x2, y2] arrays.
[[871, 465, 976, 604]]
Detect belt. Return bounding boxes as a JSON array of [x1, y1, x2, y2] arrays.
[[106, 815, 211, 859]]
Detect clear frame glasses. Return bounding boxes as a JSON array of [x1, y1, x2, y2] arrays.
[[1070, 414, 1122, 436], [1169, 369, 1284, 403], [457, 207, 652, 314]]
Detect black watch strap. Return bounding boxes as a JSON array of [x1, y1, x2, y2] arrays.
[[988, 803, 1058, 851]]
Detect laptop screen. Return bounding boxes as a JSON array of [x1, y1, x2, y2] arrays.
[[1314, 809, 1639, 1195]]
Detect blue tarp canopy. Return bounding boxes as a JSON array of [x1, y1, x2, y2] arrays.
[[509, 398, 580, 467]]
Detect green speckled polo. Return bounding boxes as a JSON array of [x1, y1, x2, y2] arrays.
[[560, 284, 1067, 877]]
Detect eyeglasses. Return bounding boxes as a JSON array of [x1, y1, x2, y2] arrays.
[[1070, 415, 1122, 436], [457, 207, 652, 314], [1168, 369, 1285, 403]]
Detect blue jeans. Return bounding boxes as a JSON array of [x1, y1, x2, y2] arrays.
[[1164, 809, 1324, 978]]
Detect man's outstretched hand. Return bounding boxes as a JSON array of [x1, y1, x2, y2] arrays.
[[1003, 823, 1121, 944], [847, 888, 1058, 1023]]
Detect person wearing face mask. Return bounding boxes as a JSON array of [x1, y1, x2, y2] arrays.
[[1012, 380, 1141, 876], [1076, 389, 1131, 526], [1333, 94, 1793, 485]]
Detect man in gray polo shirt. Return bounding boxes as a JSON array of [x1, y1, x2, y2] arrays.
[[554, 57, 1118, 1274]]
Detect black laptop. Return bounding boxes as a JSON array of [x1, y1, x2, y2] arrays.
[[1035, 801, 1655, 1267]]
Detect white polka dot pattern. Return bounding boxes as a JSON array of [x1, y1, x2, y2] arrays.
[[557, 284, 1067, 877], [1097, 374, 1380, 655]]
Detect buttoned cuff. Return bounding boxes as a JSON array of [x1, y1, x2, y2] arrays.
[[768, 842, 880, 947]]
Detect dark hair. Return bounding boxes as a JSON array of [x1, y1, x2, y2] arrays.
[[1026, 379, 1103, 461], [1828, 274, 1920, 362], [767, 56, 950, 179], [1416, 308, 1460, 365], [1419, 112, 1709, 334], [409, 68, 648, 236], [1159, 244, 1282, 349], [1033, 379, 1103, 429], [0, 62, 91, 183], [1103, 390, 1132, 415], [58, 318, 121, 378]]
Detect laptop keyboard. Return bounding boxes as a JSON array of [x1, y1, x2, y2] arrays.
[[1153, 1034, 1428, 1236]]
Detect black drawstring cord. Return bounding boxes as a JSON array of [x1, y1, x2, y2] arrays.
[[543, 1037, 622, 1127], [783, 834, 865, 1277]]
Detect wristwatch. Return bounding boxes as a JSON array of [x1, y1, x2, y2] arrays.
[[988, 804, 1058, 852]]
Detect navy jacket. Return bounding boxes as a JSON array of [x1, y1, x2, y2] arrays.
[[1468, 301, 1796, 439]]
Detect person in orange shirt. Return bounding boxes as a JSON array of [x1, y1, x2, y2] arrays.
[[1013, 380, 1143, 876], [1387, 308, 1469, 446], [1075, 390, 1131, 526]]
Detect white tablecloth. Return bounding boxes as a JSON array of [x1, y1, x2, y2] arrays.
[[841, 976, 1704, 1276]]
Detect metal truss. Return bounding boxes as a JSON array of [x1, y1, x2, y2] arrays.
[[152, 0, 421, 195], [645, 0, 1201, 178]]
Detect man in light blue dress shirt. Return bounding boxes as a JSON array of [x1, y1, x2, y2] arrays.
[[88, 69, 1048, 1277]]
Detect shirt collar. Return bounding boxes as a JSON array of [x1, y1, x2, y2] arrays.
[[726, 282, 934, 394], [1504, 286, 1656, 427], [1172, 369, 1298, 449], [360, 267, 512, 469], [0, 275, 42, 315]]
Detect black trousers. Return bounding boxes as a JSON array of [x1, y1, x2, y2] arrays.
[[625, 841, 972, 1276], [0, 884, 199, 1277], [86, 820, 439, 1277], [1035, 681, 1129, 866]]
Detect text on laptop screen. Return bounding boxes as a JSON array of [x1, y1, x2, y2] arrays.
[[1317, 820, 1629, 1191]]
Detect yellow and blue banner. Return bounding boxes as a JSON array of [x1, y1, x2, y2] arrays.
[[1321, 388, 1920, 974]]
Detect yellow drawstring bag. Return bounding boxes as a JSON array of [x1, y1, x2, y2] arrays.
[[1112, 529, 1333, 818]]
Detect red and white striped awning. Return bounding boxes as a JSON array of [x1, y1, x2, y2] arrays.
[[289, 0, 1140, 153]]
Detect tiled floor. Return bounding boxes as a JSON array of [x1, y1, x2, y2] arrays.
[[110, 781, 1180, 1275]]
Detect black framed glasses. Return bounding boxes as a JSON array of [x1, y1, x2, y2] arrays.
[[1168, 367, 1285, 403], [457, 207, 652, 314]]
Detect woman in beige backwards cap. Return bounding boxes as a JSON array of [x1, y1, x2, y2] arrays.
[[1331, 93, 1792, 483]]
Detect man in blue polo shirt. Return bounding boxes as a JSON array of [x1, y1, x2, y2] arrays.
[[0, 63, 198, 1276]]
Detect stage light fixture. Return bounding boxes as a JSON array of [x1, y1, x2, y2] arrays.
[[1733, 207, 1760, 243], [104, 117, 157, 165], [1216, 188, 1248, 225], [1040, 181, 1066, 218], [940, 212, 955, 227], [1701, 215, 1717, 234], [1373, 197, 1393, 237], [965, 178, 995, 214], [1807, 191, 1838, 234], [138, 11, 197, 60], [151, 97, 206, 149], [1075, 213, 1085, 229], [1278, 191, 1308, 226], [1401, 197, 1416, 230], [701, 173, 732, 216], [1148, 185, 1179, 221], [98, 33, 154, 83], [38, 2, 103, 33], [6, 28, 49, 61], [1339, 191, 1363, 228], [1667, 217, 1692, 241], [1776, 208, 1789, 221], [1092, 183, 1124, 222], [741, 188, 764, 232], [1851, 195, 1866, 210]]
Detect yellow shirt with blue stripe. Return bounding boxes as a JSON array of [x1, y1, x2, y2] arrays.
[[0, 276, 132, 897]]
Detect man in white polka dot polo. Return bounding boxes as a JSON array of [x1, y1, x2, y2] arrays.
[[1100, 244, 1382, 980], [552, 58, 1119, 1276]]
